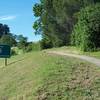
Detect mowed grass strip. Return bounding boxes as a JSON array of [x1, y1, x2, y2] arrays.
[[0, 51, 100, 100]]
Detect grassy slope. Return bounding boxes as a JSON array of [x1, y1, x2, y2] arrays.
[[0, 51, 100, 100]]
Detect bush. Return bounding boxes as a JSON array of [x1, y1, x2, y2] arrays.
[[11, 47, 24, 55], [40, 34, 66, 49], [11, 47, 19, 56], [32, 42, 41, 51], [26, 44, 33, 52], [11, 49, 17, 56], [40, 39, 53, 49], [71, 3, 100, 51], [25, 42, 41, 52]]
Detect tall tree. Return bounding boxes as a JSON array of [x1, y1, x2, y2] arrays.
[[0, 23, 17, 46], [33, 0, 100, 49]]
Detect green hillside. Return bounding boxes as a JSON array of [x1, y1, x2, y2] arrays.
[[0, 51, 100, 100]]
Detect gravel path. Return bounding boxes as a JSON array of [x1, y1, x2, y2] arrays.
[[47, 51, 100, 67]]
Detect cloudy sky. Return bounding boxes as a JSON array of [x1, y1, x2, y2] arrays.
[[0, 0, 41, 42]]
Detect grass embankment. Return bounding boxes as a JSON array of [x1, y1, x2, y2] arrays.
[[47, 46, 100, 58], [0, 51, 100, 100]]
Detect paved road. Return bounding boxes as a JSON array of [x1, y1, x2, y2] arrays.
[[47, 51, 100, 67]]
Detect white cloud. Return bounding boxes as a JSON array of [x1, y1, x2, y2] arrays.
[[0, 15, 16, 21]]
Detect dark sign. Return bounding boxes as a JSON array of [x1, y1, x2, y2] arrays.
[[0, 45, 11, 58]]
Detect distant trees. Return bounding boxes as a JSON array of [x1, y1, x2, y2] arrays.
[[0, 23, 10, 37], [17, 35, 28, 52], [0, 23, 17, 46], [0, 23, 29, 50], [0, 23, 41, 55]]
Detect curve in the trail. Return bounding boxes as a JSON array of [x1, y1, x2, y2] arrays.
[[47, 51, 100, 67]]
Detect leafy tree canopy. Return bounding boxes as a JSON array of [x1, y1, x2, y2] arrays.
[[0, 23, 17, 46], [0, 23, 10, 37], [71, 3, 100, 51], [33, 0, 99, 49]]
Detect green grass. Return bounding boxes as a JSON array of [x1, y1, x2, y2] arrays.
[[0, 51, 100, 100], [46, 46, 100, 58], [46, 46, 81, 54], [83, 51, 100, 59]]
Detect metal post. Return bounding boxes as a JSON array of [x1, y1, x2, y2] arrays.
[[5, 58, 7, 66]]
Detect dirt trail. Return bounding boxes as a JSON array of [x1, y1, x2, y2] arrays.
[[47, 51, 100, 67]]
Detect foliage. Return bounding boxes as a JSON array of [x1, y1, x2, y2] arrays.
[[11, 49, 17, 56], [16, 35, 41, 53], [0, 23, 17, 47], [32, 42, 41, 51], [17, 35, 28, 52], [0, 23, 10, 37], [33, 3, 43, 17], [71, 3, 100, 51], [11, 47, 24, 55], [33, 0, 79, 48], [33, 0, 99, 49], [25, 43, 33, 52], [0, 35, 17, 46], [0, 52, 99, 99], [26, 42, 41, 52], [40, 35, 53, 49]]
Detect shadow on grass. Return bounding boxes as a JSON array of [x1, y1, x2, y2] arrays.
[[7, 57, 26, 66]]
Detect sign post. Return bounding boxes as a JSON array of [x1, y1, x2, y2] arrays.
[[0, 45, 11, 66], [5, 58, 7, 66]]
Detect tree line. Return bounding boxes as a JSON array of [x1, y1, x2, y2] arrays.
[[0, 23, 38, 55], [33, 0, 100, 51], [0, 23, 16, 47]]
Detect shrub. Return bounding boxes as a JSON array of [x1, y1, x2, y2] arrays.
[[71, 3, 100, 51], [40, 35, 53, 49], [11, 49, 17, 56], [11, 47, 24, 55], [32, 42, 41, 51], [25, 42, 41, 52], [26, 44, 33, 52]]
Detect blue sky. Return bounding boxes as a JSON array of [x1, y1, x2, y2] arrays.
[[0, 0, 41, 42]]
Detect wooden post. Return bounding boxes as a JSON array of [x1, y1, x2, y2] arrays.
[[5, 58, 7, 66]]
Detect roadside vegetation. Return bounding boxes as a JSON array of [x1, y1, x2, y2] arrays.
[[0, 51, 100, 100], [33, 0, 100, 52], [46, 46, 100, 59], [0, 0, 100, 100], [0, 23, 41, 56]]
